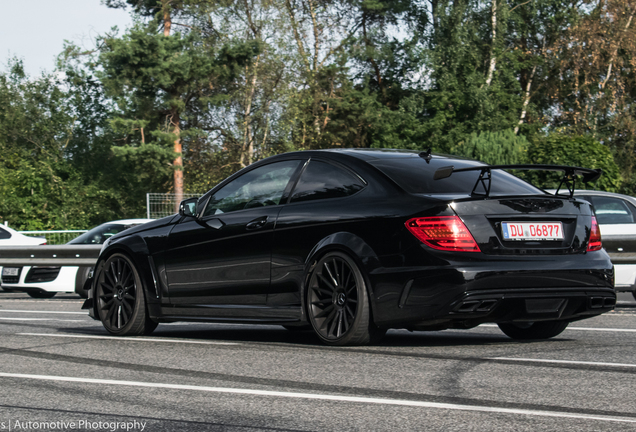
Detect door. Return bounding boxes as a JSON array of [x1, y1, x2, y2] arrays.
[[161, 160, 302, 309]]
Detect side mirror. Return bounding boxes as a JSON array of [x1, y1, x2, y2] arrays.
[[178, 197, 199, 217]]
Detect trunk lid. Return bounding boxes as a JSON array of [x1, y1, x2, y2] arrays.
[[451, 196, 593, 254]]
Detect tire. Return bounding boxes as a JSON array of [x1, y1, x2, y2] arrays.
[[27, 291, 56, 299], [305, 251, 383, 346], [75, 266, 92, 299], [95, 253, 157, 336], [498, 320, 569, 340]]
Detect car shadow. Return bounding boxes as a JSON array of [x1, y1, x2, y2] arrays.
[[60, 324, 573, 348]]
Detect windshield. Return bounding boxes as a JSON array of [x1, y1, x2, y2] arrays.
[[68, 223, 141, 244]]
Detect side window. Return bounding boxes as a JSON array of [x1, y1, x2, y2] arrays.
[[591, 197, 636, 224], [0, 227, 10, 240], [203, 160, 301, 217], [290, 160, 365, 203]]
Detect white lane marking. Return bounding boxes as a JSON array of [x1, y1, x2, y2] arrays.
[[0, 372, 633, 424], [490, 357, 636, 368], [0, 318, 86, 322], [480, 324, 636, 333], [18, 333, 238, 346], [0, 310, 86, 315]]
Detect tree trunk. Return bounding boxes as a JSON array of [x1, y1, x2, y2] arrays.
[[162, 0, 182, 211], [484, 0, 497, 87], [241, 57, 260, 168], [514, 63, 537, 135], [163, 0, 172, 36], [172, 111, 183, 213]]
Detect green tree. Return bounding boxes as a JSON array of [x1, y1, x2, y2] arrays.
[[525, 133, 622, 192], [97, 22, 259, 206], [450, 129, 529, 165]]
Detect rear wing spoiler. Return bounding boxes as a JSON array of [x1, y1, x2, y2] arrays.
[[433, 164, 602, 198]]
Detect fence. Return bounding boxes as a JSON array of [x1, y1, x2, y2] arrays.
[[18, 230, 88, 245], [146, 193, 204, 219]]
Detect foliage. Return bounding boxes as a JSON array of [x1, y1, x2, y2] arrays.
[[524, 133, 622, 192], [449, 129, 529, 165]]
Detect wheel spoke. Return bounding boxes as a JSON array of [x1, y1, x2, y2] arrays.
[[121, 305, 129, 323], [122, 300, 133, 314], [105, 269, 117, 288], [311, 298, 332, 306], [312, 283, 333, 298], [345, 305, 355, 321], [336, 310, 344, 338], [117, 260, 123, 282], [100, 299, 115, 311], [326, 310, 339, 337], [315, 304, 334, 318], [323, 262, 339, 287], [332, 258, 341, 287], [320, 308, 338, 331], [317, 274, 336, 292], [104, 303, 116, 321], [99, 292, 114, 300]]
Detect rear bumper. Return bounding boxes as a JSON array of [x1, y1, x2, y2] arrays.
[[369, 251, 615, 329]]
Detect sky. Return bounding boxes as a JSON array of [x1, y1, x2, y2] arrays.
[[0, 0, 133, 76]]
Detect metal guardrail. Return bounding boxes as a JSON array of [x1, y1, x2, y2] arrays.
[[0, 245, 101, 266], [18, 230, 88, 245]]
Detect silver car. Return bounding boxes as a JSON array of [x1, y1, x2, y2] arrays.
[[571, 190, 636, 300]]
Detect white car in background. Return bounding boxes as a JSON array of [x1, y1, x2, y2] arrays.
[[568, 191, 636, 300], [0, 225, 47, 292], [0, 219, 153, 298]]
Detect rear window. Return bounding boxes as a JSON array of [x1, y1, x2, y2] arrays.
[[369, 158, 543, 196]]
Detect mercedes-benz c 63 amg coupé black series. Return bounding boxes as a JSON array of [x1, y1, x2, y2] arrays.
[[84, 149, 615, 345]]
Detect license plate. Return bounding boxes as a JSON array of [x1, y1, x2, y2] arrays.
[[2, 267, 20, 276], [502, 222, 564, 241]]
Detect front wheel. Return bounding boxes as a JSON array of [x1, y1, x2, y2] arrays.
[[95, 253, 157, 336], [306, 251, 383, 346], [498, 320, 568, 340]]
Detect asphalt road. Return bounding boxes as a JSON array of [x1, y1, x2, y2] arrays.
[[0, 291, 634, 432]]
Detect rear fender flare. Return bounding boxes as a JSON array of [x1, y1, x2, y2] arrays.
[[303, 232, 382, 322]]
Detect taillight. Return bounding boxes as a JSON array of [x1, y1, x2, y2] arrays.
[[587, 215, 602, 251], [406, 216, 481, 252]]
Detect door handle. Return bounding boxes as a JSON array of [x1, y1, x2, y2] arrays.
[[246, 216, 268, 231]]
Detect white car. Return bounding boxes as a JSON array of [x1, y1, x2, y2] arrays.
[[0, 225, 47, 293], [0, 219, 153, 298]]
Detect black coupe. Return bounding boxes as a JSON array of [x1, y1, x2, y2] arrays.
[[85, 149, 615, 345]]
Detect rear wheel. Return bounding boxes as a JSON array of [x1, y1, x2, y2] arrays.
[[498, 320, 568, 340], [306, 251, 383, 346], [27, 291, 56, 299], [95, 253, 157, 336]]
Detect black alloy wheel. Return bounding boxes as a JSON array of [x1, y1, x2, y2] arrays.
[[306, 251, 383, 346], [498, 320, 569, 340], [96, 253, 157, 336]]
